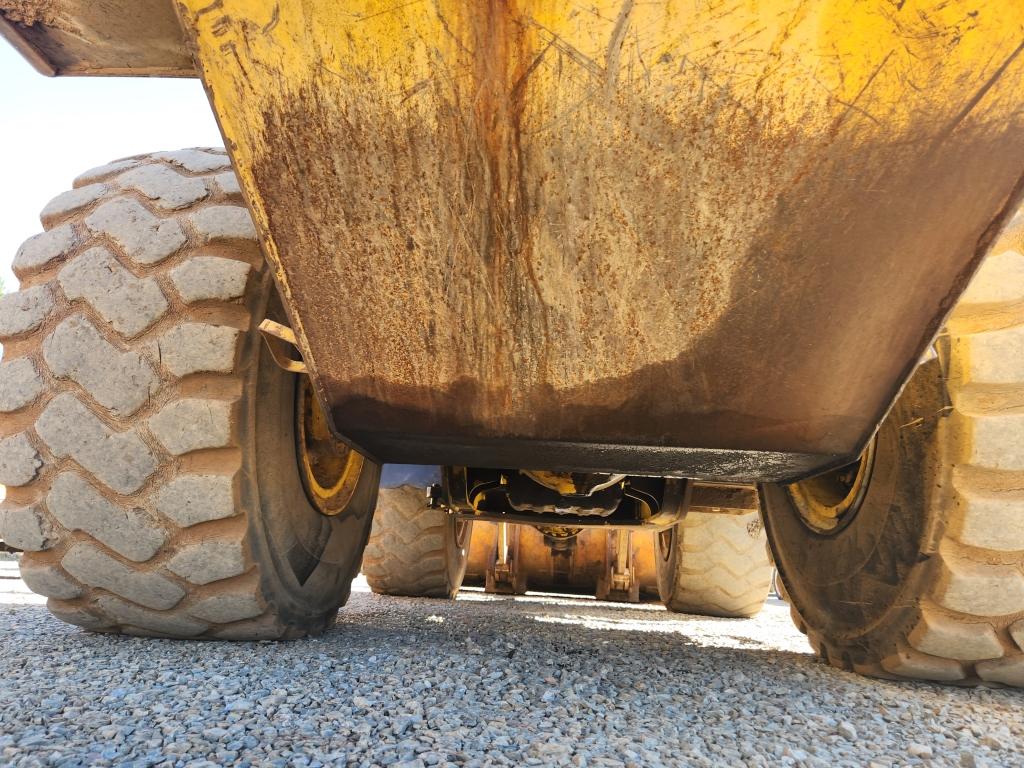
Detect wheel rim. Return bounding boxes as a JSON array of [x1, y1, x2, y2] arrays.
[[295, 377, 364, 515], [785, 438, 877, 535]]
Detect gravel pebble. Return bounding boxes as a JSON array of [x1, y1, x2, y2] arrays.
[[909, 742, 935, 758], [836, 721, 857, 741], [0, 555, 1022, 767]]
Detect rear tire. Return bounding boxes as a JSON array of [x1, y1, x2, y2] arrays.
[[761, 211, 1024, 685], [0, 150, 380, 639], [655, 510, 773, 618], [363, 485, 472, 598]]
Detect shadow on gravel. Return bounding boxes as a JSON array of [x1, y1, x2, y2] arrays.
[[0, 598, 816, 692], [2, 589, 1022, 766], [0, 595, 1009, 705], [0, 588, 1013, 701]]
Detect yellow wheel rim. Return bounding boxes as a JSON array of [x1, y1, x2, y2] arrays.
[[785, 439, 876, 535], [296, 377, 363, 516]]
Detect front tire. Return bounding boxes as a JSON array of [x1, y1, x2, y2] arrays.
[[0, 150, 380, 639], [762, 213, 1024, 685]]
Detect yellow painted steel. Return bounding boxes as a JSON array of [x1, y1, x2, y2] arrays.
[[178, 0, 1024, 253], [176, 0, 1024, 409], [295, 378, 364, 516], [174, 1, 1024, 478], [180, 1, 1024, 136]]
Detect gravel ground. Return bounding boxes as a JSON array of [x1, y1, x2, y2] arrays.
[[0, 554, 1021, 768]]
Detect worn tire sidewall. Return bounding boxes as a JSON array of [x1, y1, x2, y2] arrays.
[[242, 278, 380, 631], [444, 514, 473, 597], [761, 358, 948, 657], [654, 524, 682, 605]]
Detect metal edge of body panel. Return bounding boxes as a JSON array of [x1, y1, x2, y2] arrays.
[[0, 1, 195, 77], [358, 432, 842, 484], [0, 15, 55, 75]]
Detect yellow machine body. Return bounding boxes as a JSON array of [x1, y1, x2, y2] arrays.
[[5, 1, 1024, 480]]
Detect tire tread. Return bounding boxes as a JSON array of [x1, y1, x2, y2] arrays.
[[792, 221, 1024, 685], [362, 486, 461, 598], [662, 510, 773, 618], [0, 150, 294, 638]]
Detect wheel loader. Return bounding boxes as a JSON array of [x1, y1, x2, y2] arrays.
[[1, 1, 1023, 687]]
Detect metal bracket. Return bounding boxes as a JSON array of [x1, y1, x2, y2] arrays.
[[596, 530, 640, 603], [689, 483, 760, 515], [485, 523, 528, 595], [258, 319, 308, 374]]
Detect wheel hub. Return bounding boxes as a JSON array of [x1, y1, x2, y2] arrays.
[[296, 377, 363, 516], [785, 438, 877, 534]]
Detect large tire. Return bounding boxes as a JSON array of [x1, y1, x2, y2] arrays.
[[363, 485, 472, 598], [0, 150, 380, 639], [655, 510, 773, 618], [761, 211, 1024, 685]]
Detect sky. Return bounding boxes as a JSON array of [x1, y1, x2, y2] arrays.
[[0, 43, 223, 292]]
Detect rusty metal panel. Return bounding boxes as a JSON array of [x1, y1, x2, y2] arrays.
[[176, 1, 1024, 479], [0, 0, 192, 76]]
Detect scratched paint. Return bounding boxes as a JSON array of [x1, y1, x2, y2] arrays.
[[175, 0, 1024, 474]]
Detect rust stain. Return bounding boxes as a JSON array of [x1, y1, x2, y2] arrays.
[[256, 88, 1024, 458], [182, 0, 1024, 472]]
